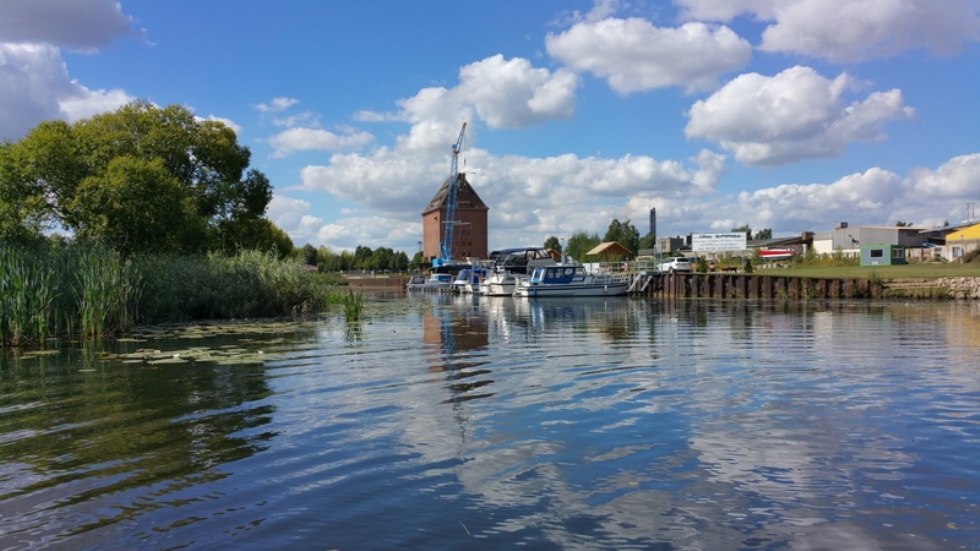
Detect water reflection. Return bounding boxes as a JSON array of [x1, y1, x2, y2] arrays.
[[1, 300, 977, 549], [0, 323, 316, 548]]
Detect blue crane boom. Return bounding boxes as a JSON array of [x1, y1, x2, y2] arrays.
[[436, 122, 467, 267]]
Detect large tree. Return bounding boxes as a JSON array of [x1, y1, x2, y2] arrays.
[[543, 235, 562, 255], [565, 231, 601, 262], [0, 102, 276, 255], [603, 218, 640, 258]]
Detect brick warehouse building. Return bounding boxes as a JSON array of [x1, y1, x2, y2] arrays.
[[421, 173, 489, 262]]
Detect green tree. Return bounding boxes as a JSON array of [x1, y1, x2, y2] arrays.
[[410, 250, 425, 270], [0, 102, 274, 255], [638, 232, 655, 251], [392, 251, 410, 271], [603, 219, 639, 258], [300, 243, 317, 266], [69, 156, 204, 255], [755, 228, 772, 240], [369, 247, 394, 271], [352, 246, 373, 270], [565, 231, 601, 262], [544, 235, 562, 255]]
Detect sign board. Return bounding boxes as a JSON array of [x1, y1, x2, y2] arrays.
[[692, 232, 747, 253]]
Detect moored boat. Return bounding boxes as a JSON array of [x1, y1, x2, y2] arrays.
[[514, 264, 628, 297], [406, 273, 454, 291], [481, 271, 526, 296]]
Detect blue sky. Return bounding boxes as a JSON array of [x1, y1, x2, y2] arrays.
[[1, 0, 978, 254]]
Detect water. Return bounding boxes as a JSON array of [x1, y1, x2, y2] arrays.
[[1, 296, 978, 550]]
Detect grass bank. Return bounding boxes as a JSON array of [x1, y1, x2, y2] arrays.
[[1, 245, 347, 348], [754, 258, 980, 279]]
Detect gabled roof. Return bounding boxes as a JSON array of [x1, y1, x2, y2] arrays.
[[586, 241, 632, 257], [422, 173, 489, 215]]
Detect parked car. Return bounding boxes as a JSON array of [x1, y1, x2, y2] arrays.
[[659, 257, 692, 273]]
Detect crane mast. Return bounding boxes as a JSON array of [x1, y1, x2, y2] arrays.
[[436, 122, 467, 267]]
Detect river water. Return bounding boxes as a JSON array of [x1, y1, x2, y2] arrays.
[[1, 296, 978, 550]]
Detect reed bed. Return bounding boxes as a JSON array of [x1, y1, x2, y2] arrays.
[[1, 245, 336, 348]]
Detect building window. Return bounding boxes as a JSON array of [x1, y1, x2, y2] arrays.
[[892, 248, 905, 259], [870, 249, 884, 258]]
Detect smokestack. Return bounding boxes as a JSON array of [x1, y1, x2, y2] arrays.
[[649, 207, 657, 241]]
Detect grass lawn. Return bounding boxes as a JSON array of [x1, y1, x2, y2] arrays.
[[754, 260, 980, 279]]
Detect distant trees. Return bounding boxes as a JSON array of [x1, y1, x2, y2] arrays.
[[315, 244, 410, 272], [0, 102, 281, 256], [730, 225, 772, 240], [603, 219, 639, 257], [543, 235, 562, 254], [565, 232, 601, 262]]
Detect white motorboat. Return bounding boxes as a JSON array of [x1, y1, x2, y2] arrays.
[[405, 273, 454, 291], [480, 271, 526, 296], [514, 264, 628, 297], [451, 267, 488, 294]]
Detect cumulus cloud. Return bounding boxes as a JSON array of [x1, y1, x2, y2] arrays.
[[254, 97, 299, 113], [675, 0, 980, 62], [735, 167, 904, 228], [285, 138, 727, 251], [391, 54, 580, 153], [269, 126, 373, 157], [705, 155, 980, 234], [545, 19, 751, 93], [0, 43, 133, 140], [685, 66, 914, 165], [0, 0, 138, 51], [907, 153, 980, 199]]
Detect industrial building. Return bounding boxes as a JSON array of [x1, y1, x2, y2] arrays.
[[421, 173, 489, 262]]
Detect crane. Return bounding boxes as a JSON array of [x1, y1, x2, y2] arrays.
[[434, 122, 467, 268]]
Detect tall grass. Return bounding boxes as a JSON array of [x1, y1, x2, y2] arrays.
[[1, 245, 336, 348]]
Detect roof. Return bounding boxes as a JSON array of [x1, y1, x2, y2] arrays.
[[422, 173, 488, 214], [586, 241, 632, 256], [945, 222, 980, 241]]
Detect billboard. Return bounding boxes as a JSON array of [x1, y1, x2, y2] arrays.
[[692, 232, 747, 253]]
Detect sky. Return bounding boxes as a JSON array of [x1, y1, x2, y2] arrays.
[[1, 0, 979, 254]]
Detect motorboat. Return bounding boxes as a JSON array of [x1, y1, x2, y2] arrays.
[[480, 271, 526, 296], [478, 246, 558, 296], [405, 273, 454, 291], [514, 264, 628, 297], [451, 267, 488, 294]]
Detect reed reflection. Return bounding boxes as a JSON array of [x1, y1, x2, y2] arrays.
[[0, 326, 310, 545]]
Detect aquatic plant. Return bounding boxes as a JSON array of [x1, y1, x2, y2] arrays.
[[2, 245, 337, 348], [343, 290, 365, 322]]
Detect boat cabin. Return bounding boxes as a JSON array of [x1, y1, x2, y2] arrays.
[[528, 265, 583, 285]]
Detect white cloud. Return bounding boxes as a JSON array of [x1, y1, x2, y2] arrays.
[[675, 0, 980, 62], [545, 19, 751, 93], [392, 55, 580, 153], [463, 56, 579, 127], [0, 0, 138, 51], [907, 153, 980, 199], [290, 140, 726, 250], [254, 97, 299, 113], [0, 43, 133, 140], [685, 66, 914, 165], [268, 126, 373, 157], [736, 167, 904, 227]]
